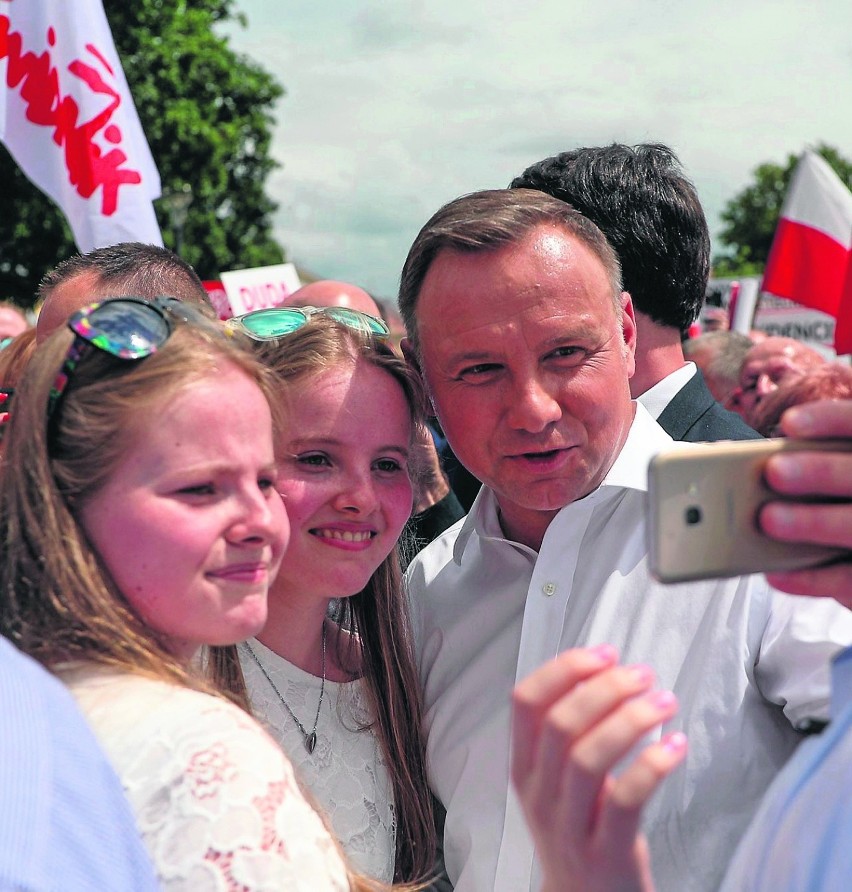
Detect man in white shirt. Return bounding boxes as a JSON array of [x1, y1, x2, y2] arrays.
[[509, 398, 852, 892], [397, 188, 852, 892]]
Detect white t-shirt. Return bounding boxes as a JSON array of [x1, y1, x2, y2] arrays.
[[62, 664, 350, 892], [406, 405, 852, 892]]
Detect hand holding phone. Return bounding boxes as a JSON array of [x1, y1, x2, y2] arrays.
[[647, 438, 852, 584]]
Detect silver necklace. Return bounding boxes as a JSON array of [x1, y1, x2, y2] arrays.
[[244, 624, 326, 754]]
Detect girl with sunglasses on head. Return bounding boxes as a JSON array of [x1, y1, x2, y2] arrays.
[[0, 298, 387, 891], [212, 308, 437, 885]]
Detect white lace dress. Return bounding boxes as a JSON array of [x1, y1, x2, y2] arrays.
[[60, 664, 350, 892], [239, 639, 396, 882]]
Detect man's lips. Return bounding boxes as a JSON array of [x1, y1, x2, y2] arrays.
[[207, 562, 269, 583], [506, 444, 573, 460], [505, 445, 574, 471]]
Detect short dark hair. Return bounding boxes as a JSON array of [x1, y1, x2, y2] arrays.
[[398, 188, 622, 354], [510, 144, 709, 332], [38, 242, 210, 306]]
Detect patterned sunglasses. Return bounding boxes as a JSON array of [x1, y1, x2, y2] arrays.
[[46, 297, 209, 432]]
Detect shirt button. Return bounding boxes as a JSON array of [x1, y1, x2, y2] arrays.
[[542, 582, 556, 597]]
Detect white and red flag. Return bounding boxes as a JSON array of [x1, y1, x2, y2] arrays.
[[762, 150, 852, 354], [0, 1, 163, 251]]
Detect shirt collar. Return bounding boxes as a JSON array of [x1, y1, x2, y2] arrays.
[[452, 403, 674, 563], [637, 363, 697, 420], [601, 402, 674, 492]]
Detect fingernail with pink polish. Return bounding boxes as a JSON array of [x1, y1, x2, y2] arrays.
[[588, 643, 618, 663], [648, 690, 677, 710], [662, 731, 688, 753], [627, 664, 654, 685]]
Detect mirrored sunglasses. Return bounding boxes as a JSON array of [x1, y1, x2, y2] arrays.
[[227, 305, 390, 341], [46, 296, 207, 433]]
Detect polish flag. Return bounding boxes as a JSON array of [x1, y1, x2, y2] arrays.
[[762, 150, 852, 354], [0, 1, 163, 252]]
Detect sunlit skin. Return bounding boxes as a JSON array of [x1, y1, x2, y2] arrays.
[[80, 363, 289, 663], [761, 399, 852, 603], [0, 306, 29, 339], [284, 280, 382, 317], [35, 270, 103, 343], [736, 337, 825, 425], [258, 360, 414, 677], [415, 224, 636, 550]]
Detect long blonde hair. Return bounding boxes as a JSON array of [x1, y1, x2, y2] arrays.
[[210, 317, 437, 884], [0, 309, 423, 892], [0, 313, 276, 693]]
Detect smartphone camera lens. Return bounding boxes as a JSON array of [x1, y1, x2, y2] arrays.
[[685, 506, 702, 525]]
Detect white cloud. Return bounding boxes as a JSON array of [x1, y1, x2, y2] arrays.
[[227, 0, 852, 299]]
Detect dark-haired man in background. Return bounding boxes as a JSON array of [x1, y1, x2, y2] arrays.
[[511, 143, 758, 441], [35, 242, 211, 343], [442, 144, 759, 510]]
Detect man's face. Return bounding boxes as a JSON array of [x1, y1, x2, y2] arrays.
[[737, 338, 824, 425], [416, 224, 636, 547]]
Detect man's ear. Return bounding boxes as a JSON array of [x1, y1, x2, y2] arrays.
[[620, 291, 637, 378]]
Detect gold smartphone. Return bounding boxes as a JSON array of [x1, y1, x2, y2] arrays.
[[647, 438, 852, 583]]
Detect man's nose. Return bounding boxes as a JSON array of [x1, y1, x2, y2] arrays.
[[755, 374, 776, 397], [506, 378, 561, 433]]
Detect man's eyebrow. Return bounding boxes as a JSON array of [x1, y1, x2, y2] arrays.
[[438, 348, 504, 369]]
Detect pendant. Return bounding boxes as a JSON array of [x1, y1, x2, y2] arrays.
[[305, 731, 317, 754]]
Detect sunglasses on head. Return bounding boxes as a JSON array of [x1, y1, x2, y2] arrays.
[[226, 305, 390, 341], [46, 296, 210, 433]]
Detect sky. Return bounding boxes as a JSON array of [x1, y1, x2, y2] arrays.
[[225, 0, 852, 302]]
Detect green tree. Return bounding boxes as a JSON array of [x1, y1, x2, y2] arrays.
[[713, 143, 852, 277], [0, 0, 284, 307]]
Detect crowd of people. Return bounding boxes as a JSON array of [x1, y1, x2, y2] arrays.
[[1, 142, 852, 892]]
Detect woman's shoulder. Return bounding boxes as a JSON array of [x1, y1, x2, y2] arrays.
[[63, 666, 351, 890], [63, 665, 291, 774]]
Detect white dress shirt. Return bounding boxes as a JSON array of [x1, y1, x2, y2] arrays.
[[406, 404, 852, 892], [636, 362, 696, 419]]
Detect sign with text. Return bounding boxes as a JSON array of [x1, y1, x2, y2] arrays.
[[705, 276, 839, 359], [753, 292, 838, 359], [219, 263, 302, 316], [201, 280, 231, 320]]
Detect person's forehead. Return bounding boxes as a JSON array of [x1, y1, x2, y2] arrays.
[[750, 348, 794, 369], [742, 347, 801, 382], [419, 226, 610, 311], [415, 240, 620, 372], [36, 269, 106, 341], [284, 360, 411, 443]]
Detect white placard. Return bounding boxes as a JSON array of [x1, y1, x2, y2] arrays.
[[219, 263, 302, 316]]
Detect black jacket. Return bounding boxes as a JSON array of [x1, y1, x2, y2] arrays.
[[656, 371, 762, 442]]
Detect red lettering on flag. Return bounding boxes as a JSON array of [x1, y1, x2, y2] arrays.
[[1, 14, 142, 215]]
